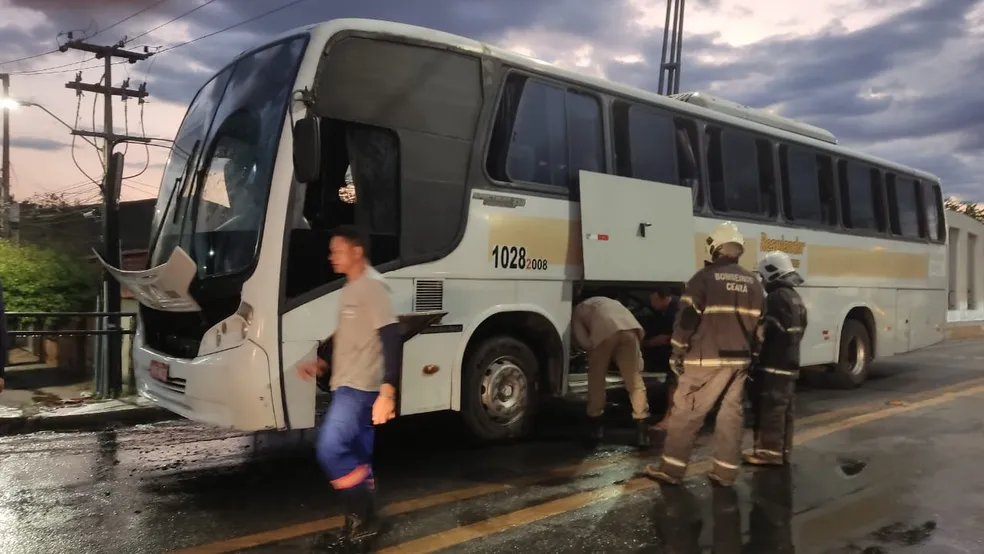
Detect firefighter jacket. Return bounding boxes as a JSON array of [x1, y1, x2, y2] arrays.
[[572, 296, 644, 351], [757, 278, 808, 377], [670, 258, 766, 371]]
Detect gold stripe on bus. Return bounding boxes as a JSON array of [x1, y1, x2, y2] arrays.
[[807, 246, 928, 280], [487, 213, 583, 266]]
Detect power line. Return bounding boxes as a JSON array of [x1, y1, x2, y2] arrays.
[[1, 1, 169, 67], [127, 0, 222, 44], [11, 0, 312, 77], [11, 0, 307, 76], [94, 0, 174, 40], [0, 48, 61, 68], [157, 0, 313, 54]]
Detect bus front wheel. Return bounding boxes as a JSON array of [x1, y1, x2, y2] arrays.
[[829, 319, 872, 389], [462, 336, 540, 442]]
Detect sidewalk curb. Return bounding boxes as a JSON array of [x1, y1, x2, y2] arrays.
[[0, 404, 182, 435]]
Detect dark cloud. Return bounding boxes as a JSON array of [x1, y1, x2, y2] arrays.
[[10, 137, 68, 151], [4, 0, 983, 200], [602, 0, 984, 198]]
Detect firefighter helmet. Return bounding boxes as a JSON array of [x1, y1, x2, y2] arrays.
[[707, 221, 744, 256], [758, 251, 801, 284]]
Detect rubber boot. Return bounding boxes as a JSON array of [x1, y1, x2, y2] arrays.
[[635, 419, 652, 448], [348, 482, 382, 550], [315, 510, 354, 551], [582, 415, 604, 446]]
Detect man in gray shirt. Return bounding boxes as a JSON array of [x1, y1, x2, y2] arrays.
[[297, 225, 401, 549]]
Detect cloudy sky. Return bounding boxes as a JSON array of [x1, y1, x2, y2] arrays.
[[1, 0, 982, 205]]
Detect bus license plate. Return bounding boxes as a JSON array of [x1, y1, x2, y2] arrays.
[[149, 361, 169, 382]]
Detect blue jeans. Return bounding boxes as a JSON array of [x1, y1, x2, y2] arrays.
[[316, 386, 378, 490]]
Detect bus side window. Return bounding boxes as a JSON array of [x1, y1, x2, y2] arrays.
[[922, 181, 945, 242], [839, 160, 884, 232], [675, 118, 703, 208], [612, 101, 677, 186], [488, 74, 604, 193], [780, 145, 836, 226], [886, 173, 921, 238], [706, 126, 775, 218]]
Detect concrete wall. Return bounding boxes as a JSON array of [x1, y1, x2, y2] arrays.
[[946, 210, 984, 332]]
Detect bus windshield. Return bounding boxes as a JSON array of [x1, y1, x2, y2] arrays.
[[148, 35, 308, 279]]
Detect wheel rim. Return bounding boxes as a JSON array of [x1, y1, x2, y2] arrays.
[[480, 356, 528, 425], [848, 336, 867, 375]]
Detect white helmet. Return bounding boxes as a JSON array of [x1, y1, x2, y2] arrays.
[[758, 251, 802, 284], [707, 221, 744, 256]]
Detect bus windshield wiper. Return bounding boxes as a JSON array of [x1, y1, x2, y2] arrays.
[[147, 139, 200, 263]]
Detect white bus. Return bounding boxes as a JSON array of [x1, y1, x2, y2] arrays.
[[100, 18, 949, 441]]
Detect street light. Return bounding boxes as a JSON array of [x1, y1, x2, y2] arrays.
[[0, 97, 100, 150]]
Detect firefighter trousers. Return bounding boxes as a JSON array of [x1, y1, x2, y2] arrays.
[[656, 364, 748, 483], [586, 329, 649, 421], [751, 369, 797, 462]]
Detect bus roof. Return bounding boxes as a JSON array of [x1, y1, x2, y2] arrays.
[[267, 18, 941, 184]]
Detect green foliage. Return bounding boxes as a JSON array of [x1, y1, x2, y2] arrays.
[[944, 196, 984, 224], [0, 239, 100, 328]]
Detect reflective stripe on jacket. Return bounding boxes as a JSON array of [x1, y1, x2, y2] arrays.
[[670, 258, 766, 368]]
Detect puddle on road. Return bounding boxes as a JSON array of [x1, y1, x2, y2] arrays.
[[872, 520, 938, 545], [837, 457, 869, 477]]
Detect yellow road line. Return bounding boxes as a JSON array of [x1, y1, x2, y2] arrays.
[[794, 375, 984, 428], [793, 381, 984, 444], [377, 479, 653, 554], [376, 381, 984, 554], [172, 376, 984, 553], [169, 455, 636, 554]]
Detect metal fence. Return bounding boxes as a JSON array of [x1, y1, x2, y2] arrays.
[[7, 312, 136, 398]]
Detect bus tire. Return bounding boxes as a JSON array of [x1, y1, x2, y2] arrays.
[[828, 319, 872, 389], [461, 336, 540, 442]]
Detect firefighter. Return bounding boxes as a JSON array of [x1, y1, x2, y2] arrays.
[[644, 221, 765, 487], [572, 295, 651, 447], [744, 251, 807, 466]]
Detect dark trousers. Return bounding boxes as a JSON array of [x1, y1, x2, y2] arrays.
[[316, 386, 378, 491], [644, 345, 676, 424], [752, 370, 797, 461]]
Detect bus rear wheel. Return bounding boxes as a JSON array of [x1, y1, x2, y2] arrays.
[[462, 336, 539, 442], [829, 319, 871, 389]]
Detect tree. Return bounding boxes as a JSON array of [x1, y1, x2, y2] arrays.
[[0, 239, 100, 329], [944, 196, 984, 224]]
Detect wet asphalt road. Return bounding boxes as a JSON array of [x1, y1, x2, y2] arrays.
[[1, 340, 983, 554]]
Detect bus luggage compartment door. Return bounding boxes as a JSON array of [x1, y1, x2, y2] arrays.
[[578, 171, 696, 283]]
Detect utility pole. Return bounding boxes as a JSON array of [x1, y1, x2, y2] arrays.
[[658, 0, 686, 96], [61, 38, 152, 398], [1, 72, 10, 238]]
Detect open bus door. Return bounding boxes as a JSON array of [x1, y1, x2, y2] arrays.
[[578, 170, 696, 284], [569, 171, 696, 394]]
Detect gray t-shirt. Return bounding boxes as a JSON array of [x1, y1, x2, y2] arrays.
[[330, 267, 397, 392]]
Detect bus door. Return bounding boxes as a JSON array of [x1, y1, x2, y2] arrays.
[[577, 170, 696, 284]]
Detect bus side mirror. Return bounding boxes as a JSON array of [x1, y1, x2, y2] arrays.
[[293, 116, 321, 183]]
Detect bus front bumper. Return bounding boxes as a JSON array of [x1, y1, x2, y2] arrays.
[[132, 337, 279, 431]]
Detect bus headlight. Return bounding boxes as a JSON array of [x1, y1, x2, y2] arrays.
[[198, 302, 254, 357]]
